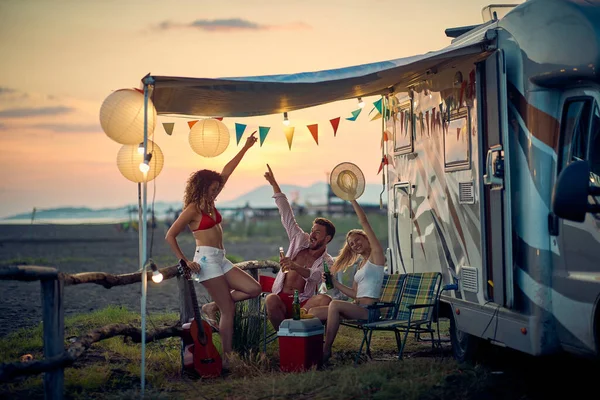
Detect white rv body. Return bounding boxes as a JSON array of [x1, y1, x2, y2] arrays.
[[385, 0, 600, 359]]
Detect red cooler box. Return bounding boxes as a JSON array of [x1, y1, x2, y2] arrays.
[[278, 318, 324, 372]]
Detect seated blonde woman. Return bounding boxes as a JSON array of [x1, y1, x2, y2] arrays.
[[309, 199, 386, 362]]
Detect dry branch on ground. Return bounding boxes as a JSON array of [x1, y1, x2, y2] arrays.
[[0, 323, 183, 382]]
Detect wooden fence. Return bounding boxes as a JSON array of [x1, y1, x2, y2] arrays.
[[0, 260, 278, 399]]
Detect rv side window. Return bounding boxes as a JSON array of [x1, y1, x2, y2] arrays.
[[559, 97, 600, 204], [393, 100, 413, 154], [444, 109, 471, 171], [559, 99, 592, 172]]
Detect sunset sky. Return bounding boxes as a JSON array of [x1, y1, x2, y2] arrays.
[[0, 0, 523, 218]]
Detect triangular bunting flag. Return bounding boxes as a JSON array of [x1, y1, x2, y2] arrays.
[[387, 154, 395, 168], [259, 126, 270, 146], [377, 156, 387, 175], [213, 117, 224, 121], [370, 112, 382, 121], [284, 127, 295, 150], [162, 122, 174, 136], [235, 123, 247, 145], [373, 98, 383, 115], [346, 109, 362, 121], [380, 130, 390, 149], [330, 117, 340, 136], [307, 124, 319, 145], [188, 120, 198, 129]]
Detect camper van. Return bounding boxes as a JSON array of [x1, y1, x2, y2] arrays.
[[384, 0, 600, 361], [145, 0, 600, 362]]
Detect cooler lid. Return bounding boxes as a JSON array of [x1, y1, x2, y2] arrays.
[[278, 318, 324, 335]]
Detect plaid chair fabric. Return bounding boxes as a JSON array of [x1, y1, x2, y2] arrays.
[[395, 272, 440, 323], [374, 274, 406, 320]]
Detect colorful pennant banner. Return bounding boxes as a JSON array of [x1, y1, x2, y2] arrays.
[[259, 126, 270, 146], [165, 95, 394, 150], [162, 122, 174, 136], [307, 124, 319, 145]]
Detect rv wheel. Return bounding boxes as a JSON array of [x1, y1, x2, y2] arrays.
[[450, 311, 480, 363]]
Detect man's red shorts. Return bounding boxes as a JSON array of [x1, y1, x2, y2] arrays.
[[278, 292, 308, 318]]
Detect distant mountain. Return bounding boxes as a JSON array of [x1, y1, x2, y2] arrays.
[[1, 183, 387, 222], [2, 202, 180, 223], [218, 182, 387, 208]]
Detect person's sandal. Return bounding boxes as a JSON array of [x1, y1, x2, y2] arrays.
[[200, 311, 219, 332]]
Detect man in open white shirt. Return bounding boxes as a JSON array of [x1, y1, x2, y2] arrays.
[[264, 165, 335, 331]]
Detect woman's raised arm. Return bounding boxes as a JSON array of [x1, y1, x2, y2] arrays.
[[350, 199, 385, 266], [219, 132, 257, 190]]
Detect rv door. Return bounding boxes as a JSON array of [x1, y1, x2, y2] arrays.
[[481, 50, 514, 308]]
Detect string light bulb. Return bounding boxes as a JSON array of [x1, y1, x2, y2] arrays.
[[139, 153, 152, 174], [283, 112, 290, 126], [149, 262, 163, 283], [137, 143, 145, 154], [358, 97, 365, 108]]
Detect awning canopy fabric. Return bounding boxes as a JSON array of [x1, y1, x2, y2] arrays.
[[148, 22, 494, 118]]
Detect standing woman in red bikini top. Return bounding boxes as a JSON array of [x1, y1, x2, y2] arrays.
[[165, 133, 262, 360]]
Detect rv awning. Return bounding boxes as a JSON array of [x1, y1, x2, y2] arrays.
[[148, 22, 494, 118]]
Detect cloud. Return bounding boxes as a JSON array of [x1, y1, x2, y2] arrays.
[[0, 106, 74, 118], [156, 18, 310, 32], [30, 123, 101, 133]]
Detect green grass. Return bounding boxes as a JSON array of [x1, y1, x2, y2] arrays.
[[0, 305, 470, 400]]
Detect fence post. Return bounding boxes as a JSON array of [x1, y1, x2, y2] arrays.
[[41, 278, 64, 400]]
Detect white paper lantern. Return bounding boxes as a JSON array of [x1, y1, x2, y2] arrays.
[[189, 119, 230, 157], [117, 140, 164, 183], [100, 88, 157, 145]]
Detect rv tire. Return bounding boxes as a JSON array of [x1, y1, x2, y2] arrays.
[[450, 311, 480, 363]]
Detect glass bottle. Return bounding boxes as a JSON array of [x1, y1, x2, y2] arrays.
[[279, 246, 288, 274], [292, 290, 301, 320], [324, 260, 334, 290]]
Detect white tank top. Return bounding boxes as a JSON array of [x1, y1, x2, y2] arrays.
[[354, 260, 385, 299]]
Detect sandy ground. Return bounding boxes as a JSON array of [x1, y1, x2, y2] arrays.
[[0, 223, 300, 337]]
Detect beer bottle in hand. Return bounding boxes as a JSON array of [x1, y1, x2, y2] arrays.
[[324, 260, 334, 290], [279, 246, 288, 274], [292, 290, 301, 320]]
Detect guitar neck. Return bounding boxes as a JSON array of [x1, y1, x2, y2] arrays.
[[186, 280, 202, 323]]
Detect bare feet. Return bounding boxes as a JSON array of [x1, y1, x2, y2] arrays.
[[201, 302, 220, 332]]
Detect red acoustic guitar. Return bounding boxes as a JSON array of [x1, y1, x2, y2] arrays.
[[178, 260, 222, 378]]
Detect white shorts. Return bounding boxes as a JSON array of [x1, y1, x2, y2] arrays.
[[192, 246, 234, 282]]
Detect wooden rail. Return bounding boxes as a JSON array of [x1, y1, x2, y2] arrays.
[[0, 260, 279, 399]]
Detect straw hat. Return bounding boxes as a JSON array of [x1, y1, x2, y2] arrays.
[[329, 162, 365, 201]]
